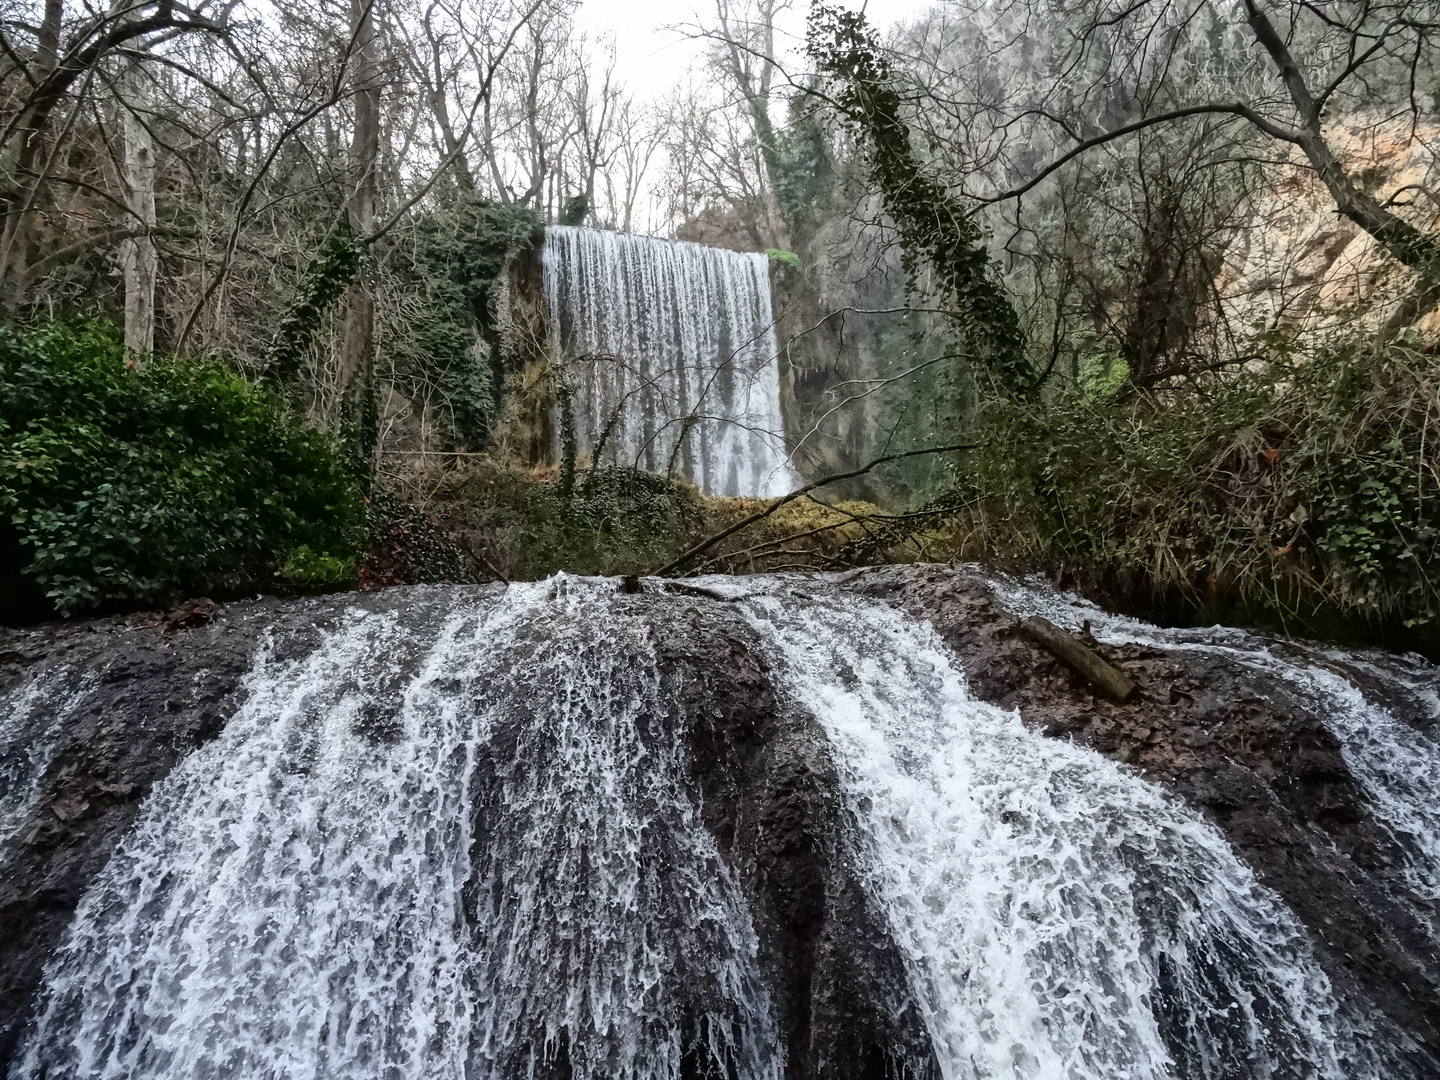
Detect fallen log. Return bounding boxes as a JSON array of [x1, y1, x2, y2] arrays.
[[1021, 615, 1138, 702]]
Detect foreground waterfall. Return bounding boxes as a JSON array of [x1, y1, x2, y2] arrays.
[[991, 577, 1440, 907], [3, 570, 1438, 1078], [11, 583, 778, 1080], [721, 579, 1391, 1079], [541, 226, 800, 497]]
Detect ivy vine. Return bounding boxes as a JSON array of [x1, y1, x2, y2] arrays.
[[807, 5, 1032, 395], [266, 224, 364, 384]]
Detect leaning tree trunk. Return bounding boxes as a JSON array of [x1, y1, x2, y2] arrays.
[[120, 67, 157, 359], [340, 0, 380, 476]]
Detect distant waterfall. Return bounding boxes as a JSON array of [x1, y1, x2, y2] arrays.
[[541, 227, 800, 498]]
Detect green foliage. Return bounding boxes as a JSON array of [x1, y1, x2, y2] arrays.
[[437, 462, 704, 578], [772, 92, 842, 238], [390, 195, 541, 446], [267, 225, 364, 382], [281, 545, 356, 589], [0, 322, 362, 618], [807, 5, 1030, 395], [559, 193, 590, 226], [765, 248, 802, 269], [1077, 351, 1130, 401], [943, 332, 1440, 643]]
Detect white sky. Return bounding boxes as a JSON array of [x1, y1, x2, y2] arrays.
[[573, 0, 938, 106]]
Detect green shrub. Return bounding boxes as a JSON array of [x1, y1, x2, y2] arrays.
[[941, 332, 1440, 646], [0, 322, 362, 619], [280, 545, 356, 589]]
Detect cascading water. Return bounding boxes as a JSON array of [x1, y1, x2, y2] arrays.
[[541, 226, 800, 498], [9, 582, 778, 1080], [0, 665, 95, 868], [716, 577, 1396, 1079], [989, 576, 1440, 906], [4, 571, 1438, 1079]]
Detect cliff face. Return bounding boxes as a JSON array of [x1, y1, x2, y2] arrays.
[[1217, 116, 1440, 335], [1, 569, 1436, 1075]]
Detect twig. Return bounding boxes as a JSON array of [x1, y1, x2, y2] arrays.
[[457, 535, 509, 585]]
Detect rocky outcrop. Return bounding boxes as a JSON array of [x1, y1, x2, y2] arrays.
[[1217, 115, 1440, 335], [653, 600, 939, 1080], [2, 569, 1438, 1075]]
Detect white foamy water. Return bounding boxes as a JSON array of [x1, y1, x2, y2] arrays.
[[0, 664, 97, 867], [13, 580, 779, 1080], [541, 226, 800, 497], [9, 573, 1434, 1078], [989, 575, 1440, 903], [729, 579, 1388, 1079]]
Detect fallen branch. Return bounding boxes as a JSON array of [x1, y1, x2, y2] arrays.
[[649, 442, 976, 577], [458, 535, 509, 585], [1021, 615, 1137, 702]]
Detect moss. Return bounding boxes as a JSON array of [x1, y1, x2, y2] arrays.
[[421, 458, 892, 580]]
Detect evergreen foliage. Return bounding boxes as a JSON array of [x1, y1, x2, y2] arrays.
[[268, 225, 365, 382], [0, 323, 362, 619], [391, 195, 542, 446], [944, 333, 1440, 645]]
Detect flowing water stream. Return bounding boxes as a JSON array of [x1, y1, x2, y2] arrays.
[[3, 574, 1437, 1079], [989, 576, 1440, 907], [541, 227, 800, 497], [9, 582, 777, 1080]]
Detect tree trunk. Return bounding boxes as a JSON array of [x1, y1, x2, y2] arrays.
[[0, 0, 63, 305], [121, 70, 157, 359], [341, 0, 380, 474]]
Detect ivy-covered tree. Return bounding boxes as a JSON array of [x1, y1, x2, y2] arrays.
[[807, 4, 1032, 396]]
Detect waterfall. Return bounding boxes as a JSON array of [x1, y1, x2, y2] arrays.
[[721, 578, 1394, 1079], [541, 226, 800, 498], [0, 665, 95, 869], [11, 581, 779, 1080], [990, 576, 1440, 906], [5, 573, 1438, 1078]]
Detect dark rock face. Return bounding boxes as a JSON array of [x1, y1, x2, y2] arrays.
[[653, 602, 939, 1080], [846, 565, 1440, 1068]]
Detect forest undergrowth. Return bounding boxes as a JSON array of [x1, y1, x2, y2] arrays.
[[927, 331, 1440, 653], [4, 317, 1438, 661]]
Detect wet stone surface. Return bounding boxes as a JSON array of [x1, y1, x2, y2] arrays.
[[2, 570, 1438, 1076]]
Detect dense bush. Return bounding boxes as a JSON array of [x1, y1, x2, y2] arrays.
[[939, 332, 1440, 647], [0, 323, 362, 620]]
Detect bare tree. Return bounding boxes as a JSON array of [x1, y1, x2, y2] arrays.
[[889, 0, 1440, 324], [0, 0, 231, 305], [118, 59, 156, 356]]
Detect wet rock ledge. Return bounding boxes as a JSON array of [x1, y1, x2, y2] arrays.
[[845, 564, 1440, 1068], [1, 568, 1438, 1076]]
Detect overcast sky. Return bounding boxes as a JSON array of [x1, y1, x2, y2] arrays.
[[573, 0, 938, 106]]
